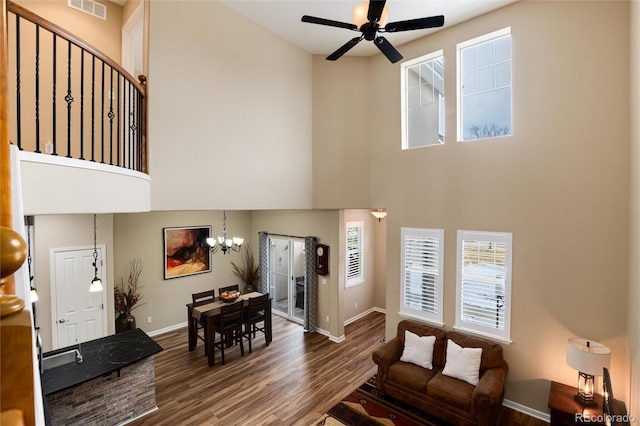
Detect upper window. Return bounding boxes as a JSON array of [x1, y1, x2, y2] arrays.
[[457, 28, 512, 141], [346, 221, 364, 287], [401, 51, 445, 149], [400, 228, 444, 325], [455, 230, 512, 342]]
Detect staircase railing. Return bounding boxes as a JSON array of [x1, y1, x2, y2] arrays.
[[6, 1, 147, 173]]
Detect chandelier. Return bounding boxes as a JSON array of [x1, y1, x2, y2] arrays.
[[206, 211, 243, 255]]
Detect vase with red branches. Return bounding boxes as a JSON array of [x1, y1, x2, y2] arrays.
[[114, 258, 144, 332], [230, 245, 260, 293]]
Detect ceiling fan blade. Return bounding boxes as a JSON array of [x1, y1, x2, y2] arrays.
[[327, 37, 363, 61], [384, 15, 445, 33], [374, 37, 403, 63], [302, 15, 358, 31], [367, 0, 387, 23]]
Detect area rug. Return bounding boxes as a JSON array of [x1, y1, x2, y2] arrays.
[[311, 376, 453, 426]]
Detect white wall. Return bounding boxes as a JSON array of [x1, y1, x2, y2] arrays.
[[147, 1, 313, 211], [20, 153, 150, 215]]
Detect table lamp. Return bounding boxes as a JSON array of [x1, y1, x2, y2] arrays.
[[566, 338, 611, 406]]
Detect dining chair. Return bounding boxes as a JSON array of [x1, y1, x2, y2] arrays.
[[192, 290, 216, 353], [242, 293, 270, 354], [218, 284, 239, 296], [213, 301, 245, 365]]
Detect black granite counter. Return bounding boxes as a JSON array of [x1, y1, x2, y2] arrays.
[[41, 328, 162, 396]]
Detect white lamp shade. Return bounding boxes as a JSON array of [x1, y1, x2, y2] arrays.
[[371, 209, 387, 220], [206, 237, 217, 247], [233, 237, 244, 246], [89, 277, 103, 293], [566, 338, 611, 376]]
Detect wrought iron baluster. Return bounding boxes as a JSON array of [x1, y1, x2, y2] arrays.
[[136, 88, 142, 170], [126, 80, 130, 169], [129, 81, 134, 170], [91, 55, 95, 162], [35, 24, 40, 153], [80, 49, 85, 160], [116, 72, 121, 167], [15, 15, 22, 150], [52, 33, 57, 156], [65, 40, 73, 158], [108, 66, 114, 165], [100, 61, 105, 163]]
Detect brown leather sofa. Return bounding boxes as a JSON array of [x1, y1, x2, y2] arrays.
[[372, 320, 508, 426]]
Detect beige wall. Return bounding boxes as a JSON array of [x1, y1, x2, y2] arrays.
[[628, 0, 640, 418], [147, 1, 313, 211], [13, 0, 122, 61], [312, 56, 371, 208], [312, 0, 631, 413]]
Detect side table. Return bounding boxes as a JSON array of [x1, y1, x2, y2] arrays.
[[548, 381, 627, 426]]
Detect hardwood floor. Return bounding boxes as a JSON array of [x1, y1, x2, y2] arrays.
[[129, 312, 547, 426]]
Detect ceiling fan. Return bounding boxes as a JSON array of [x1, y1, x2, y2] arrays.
[[301, 0, 444, 64]]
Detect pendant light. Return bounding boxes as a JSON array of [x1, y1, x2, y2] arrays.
[[90, 214, 103, 292]]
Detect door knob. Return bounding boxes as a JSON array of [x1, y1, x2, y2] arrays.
[[58, 319, 66, 323]]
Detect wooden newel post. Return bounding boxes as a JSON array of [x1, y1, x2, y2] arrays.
[[0, 0, 26, 317]]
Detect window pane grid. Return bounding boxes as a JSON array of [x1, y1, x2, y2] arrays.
[[458, 29, 512, 141], [402, 51, 445, 149]]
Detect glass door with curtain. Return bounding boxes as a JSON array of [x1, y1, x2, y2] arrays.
[[269, 236, 305, 322]]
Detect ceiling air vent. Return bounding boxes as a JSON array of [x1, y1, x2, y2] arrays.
[[68, 0, 107, 20]]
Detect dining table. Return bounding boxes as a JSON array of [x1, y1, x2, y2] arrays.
[[186, 291, 272, 366]]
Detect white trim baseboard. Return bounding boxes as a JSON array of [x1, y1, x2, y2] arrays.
[[147, 321, 187, 337], [344, 307, 386, 326]]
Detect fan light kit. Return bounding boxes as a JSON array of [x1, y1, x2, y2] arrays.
[[302, 0, 444, 63]]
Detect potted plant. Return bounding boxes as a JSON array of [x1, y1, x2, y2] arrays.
[[114, 258, 144, 333], [230, 245, 260, 293]]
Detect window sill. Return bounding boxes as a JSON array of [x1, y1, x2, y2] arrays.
[[399, 312, 444, 328], [452, 325, 512, 345]]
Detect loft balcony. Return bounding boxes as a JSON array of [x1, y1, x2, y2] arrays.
[[5, 0, 150, 215]]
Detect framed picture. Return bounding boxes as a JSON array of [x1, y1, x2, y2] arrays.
[[163, 226, 211, 279]]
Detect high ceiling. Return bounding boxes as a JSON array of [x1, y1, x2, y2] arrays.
[[218, 0, 518, 57]]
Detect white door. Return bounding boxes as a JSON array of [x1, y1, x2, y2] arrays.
[[51, 246, 107, 349], [122, 3, 144, 77]]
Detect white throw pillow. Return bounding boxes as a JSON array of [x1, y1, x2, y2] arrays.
[[400, 330, 436, 369], [442, 339, 483, 386]]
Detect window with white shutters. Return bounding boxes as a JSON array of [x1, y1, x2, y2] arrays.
[[455, 230, 512, 342], [346, 222, 364, 287], [400, 228, 444, 325]]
